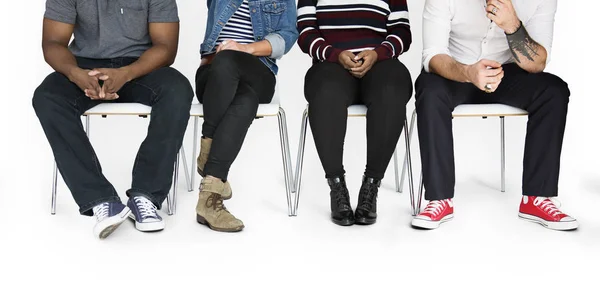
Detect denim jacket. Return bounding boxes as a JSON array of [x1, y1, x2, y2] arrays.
[[201, 0, 298, 75]]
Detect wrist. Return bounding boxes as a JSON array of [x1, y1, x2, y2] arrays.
[[119, 66, 135, 82], [66, 66, 81, 81], [505, 20, 522, 35], [462, 64, 474, 83], [245, 43, 256, 56]]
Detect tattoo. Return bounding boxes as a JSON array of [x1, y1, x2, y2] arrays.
[[506, 22, 540, 63]]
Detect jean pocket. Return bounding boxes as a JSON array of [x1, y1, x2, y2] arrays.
[[261, 0, 287, 33], [117, 1, 148, 40]]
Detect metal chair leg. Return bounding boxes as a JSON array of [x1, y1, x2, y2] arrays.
[[191, 117, 199, 191], [51, 162, 58, 215], [416, 171, 424, 215], [181, 146, 192, 192], [294, 107, 309, 216], [400, 110, 417, 193], [277, 108, 294, 217], [85, 115, 90, 137], [403, 119, 416, 216], [168, 151, 180, 215], [393, 148, 400, 193], [500, 116, 506, 193]]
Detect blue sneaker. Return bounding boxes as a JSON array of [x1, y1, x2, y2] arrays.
[[127, 196, 165, 232], [92, 202, 131, 239]]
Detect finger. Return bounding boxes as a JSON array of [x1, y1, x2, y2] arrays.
[[484, 67, 503, 76], [487, 12, 499, 22], [480, 59, 502, 68], [354, 51, 367, 61], [88, 70, 102, 77], [344, 58, 359, 68], [98, 74, 109, 81]]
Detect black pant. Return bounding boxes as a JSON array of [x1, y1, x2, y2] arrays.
[[415, 63, 570, 200], [33, 57, 194, 215], [304, 60, 413, 180], [195, 50, 275, 180]]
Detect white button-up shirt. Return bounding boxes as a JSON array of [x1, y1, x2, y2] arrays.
[[422, 0, 557, 72]]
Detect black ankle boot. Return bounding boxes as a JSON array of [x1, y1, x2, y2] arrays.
[[355, 176, 381, 225], [328, 176, 355, 226]]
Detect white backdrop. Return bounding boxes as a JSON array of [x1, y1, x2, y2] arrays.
[[1, 1, 599, 286]]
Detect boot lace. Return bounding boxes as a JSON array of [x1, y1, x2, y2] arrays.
[[359, 183, 378, 210], [332, 182, 351, 209], [206, 193, 227, 212]]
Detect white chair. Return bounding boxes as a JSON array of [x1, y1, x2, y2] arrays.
[[399, 103, 528, 214], [188, 84, 295, 216], [50, 103, 190, 216], [294, 105, 417, 216]]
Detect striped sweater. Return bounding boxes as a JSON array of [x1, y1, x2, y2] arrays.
[[297, 0, 411, 62]]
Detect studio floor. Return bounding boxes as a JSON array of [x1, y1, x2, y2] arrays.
[[2, 116, 599, 287]]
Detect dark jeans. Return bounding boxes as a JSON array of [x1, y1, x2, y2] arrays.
[[304, 60, 413, 180], [33, 57, 194, 215], [415, 63, 570, 200], [195, 50, 275, 180]]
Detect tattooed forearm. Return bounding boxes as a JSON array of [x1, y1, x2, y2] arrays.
[[506, 22, 540, 63]]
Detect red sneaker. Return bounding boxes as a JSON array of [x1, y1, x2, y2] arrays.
[[518, 196, 578, 231], [411, 199, 454, 229]]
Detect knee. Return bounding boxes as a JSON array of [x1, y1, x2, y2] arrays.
[[153, 68, 194, 108], [415, 73, 451, 113], [32, 76, 62, 118], [539, 73, 570, 103]]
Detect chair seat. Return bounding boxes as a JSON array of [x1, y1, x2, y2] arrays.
[[84, 103, 152, 116], [190, 103, 280, 117], [452, 104, 528, 117], [348, 105, 368, 117]]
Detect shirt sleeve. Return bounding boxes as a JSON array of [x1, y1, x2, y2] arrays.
[[149, 0, 179, 23], [44, 0, 77, 24], [296, 0, 343, 62], [374, 0, 412, 61], [422, 0, 452, 72], [523, 0, 557, 64]]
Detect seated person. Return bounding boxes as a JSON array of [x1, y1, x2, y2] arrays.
[[411, 0, 577, 231], [33, 0, 193, 239], [194, 0, 298, 232], [297, 0, 413, 226]]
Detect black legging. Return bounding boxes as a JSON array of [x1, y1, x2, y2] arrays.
[[304, 59, 413, 180], [195, 50, 276, 180]]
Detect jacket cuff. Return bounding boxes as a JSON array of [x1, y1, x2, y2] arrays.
[[265, 33, 286, 60]]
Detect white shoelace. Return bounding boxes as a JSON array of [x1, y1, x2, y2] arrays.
[[93, 202, 110, 222], [533, 197, 563, 217], [423, 200, 447, 217], [134, 196, 158, 220]]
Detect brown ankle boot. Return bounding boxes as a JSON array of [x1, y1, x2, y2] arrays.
[[197, 137, 232, 199], [196, 177, 244, 232]]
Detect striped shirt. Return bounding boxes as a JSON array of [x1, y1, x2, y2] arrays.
[[205, 0, 255, 55], [297, 0, 412, 62]]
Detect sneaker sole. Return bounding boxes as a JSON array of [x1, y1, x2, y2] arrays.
[[411, 214, 454, 230], [128, 214, 165, 232], [196, 214, 244, 232], [94, 207, 132, 239], [518, 213, 579, 231]]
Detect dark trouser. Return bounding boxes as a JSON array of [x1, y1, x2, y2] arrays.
[[415, 63, 570, 200], [195, 50, 275, 180], [33, 57, 193, 215], [304, 60, 413, 180]]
